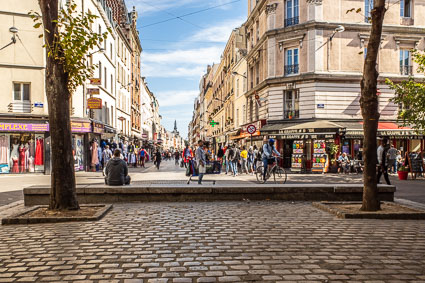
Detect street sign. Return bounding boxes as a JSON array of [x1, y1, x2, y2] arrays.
[[317, 104, 325, 108], [210, 120, 219, 127], [247, 124, 257, 135], [90, 78, 101, 85], [87, 98, 102, 109], [87, 88, 100, 95], [142, 133, 148, 139], [34, 102, 44, 108]]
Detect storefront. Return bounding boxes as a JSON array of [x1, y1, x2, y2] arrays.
[[71, 120, 92, 172], [262, 121, 343, 173], [0, 121, 49, 174]]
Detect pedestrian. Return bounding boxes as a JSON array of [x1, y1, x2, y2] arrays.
[[182, 144, 193, 168], [396, 150, 403, 172], [175, 150, 180, 165], [105, 149, 131, 186], [262, 139, 280, 182], [139, 148, 146, 167], [387, 144, 398, 173], [195, 140, 206, 184], [102, 145, 113, 168], [377, 138, 391, 185], [240, 146, 249, 174], [247, 146, 254, 175], [154, 149, 162, 170]]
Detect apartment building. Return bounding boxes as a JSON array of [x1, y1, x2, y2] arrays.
[[245, 0, 425, 170]]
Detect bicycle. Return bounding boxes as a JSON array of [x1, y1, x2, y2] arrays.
[[255, 156, 287, 184]]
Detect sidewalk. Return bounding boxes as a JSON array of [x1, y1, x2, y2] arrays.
[[0, 201, 424, 282]]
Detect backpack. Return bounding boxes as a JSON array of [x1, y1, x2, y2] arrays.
[[229, 148, 234, 159]]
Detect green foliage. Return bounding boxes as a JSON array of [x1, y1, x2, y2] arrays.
[[329, 144, 340, 161], [398, 165, 408, 172], [29, 1, 110, 93], [386, 50, 425, 132]]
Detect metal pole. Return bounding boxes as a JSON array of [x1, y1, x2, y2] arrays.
[[251, 134, 253, 147]]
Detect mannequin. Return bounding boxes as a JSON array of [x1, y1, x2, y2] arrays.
[[19, 145, 26, 173], [10, 141, 19, 169]]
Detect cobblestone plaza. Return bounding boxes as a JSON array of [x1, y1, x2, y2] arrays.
[[1, 201, 424, 282]]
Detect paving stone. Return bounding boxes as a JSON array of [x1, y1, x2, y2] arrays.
[[0, 202, 424, 282]]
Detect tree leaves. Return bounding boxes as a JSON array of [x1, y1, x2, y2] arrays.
[[32, 0, 109, 94], [386, 50, 425, 132]]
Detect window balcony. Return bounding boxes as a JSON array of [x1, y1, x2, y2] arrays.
[[284, 64, 299, 76], [8, 101, 32, 113], [400, 65, 413, 76], [284, 16, 299, 27]]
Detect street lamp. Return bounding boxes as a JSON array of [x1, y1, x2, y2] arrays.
[[232, 71, 247, 78], [88, 47, 105, 56], [0, 27, 18, 51]]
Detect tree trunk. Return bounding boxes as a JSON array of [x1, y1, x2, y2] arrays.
[[39, 0, 79, 210], [360, 0, 386, 211]]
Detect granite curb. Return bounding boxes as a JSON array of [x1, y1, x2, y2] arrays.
[[312, 201, 425, 219], [1, 204, 113, 225]]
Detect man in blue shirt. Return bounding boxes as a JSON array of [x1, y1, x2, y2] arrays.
[[262, 139, 281, 181]]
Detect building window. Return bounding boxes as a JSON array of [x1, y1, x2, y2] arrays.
[[242, 104, 246, 124], [285, 0, 299, 27], [13, 83, 30, 102], [400, 49, 412, 75], [236, 78, 240, 97], [284, 48, 299, 76], [255, 62, 260, 85], [104, 67, 107, 88], [99, 62, 102, 80], [365, 0, 373, 22], [284, 90, 299, 119], [236, 108, 239, 126], [400, 0, 411, 17]]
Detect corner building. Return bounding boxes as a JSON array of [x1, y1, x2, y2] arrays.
[[246, 0, 425, 172]]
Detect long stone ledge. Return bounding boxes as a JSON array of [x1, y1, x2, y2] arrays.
[[23, 184, 395, 205]]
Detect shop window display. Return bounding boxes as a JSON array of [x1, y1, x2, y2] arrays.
[[73, 135, 85, 171], [0, 134, 10, 173], [8, 133, 43, 173]]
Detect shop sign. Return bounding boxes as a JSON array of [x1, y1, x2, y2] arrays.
[[34, 102, 44, 108], [92, 122, 104, 134], [0, 122, 49, 132], [87, 88, 100, 95], [142, 133, 148, 139], [90, 78, 101, 85], [87, 98, 102, 109], [71, 121, 91, 133]]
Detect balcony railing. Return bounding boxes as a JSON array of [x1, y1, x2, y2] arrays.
[[400, 65, 413, 76], [8, 101, 32, 113], [284, 64, 299, 76], [284, 16, 299, 27]]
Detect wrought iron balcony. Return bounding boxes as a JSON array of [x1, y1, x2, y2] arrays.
[[284, 64, 299, 76], [400, 65, 413, 76], [284, 16, 299, 27]]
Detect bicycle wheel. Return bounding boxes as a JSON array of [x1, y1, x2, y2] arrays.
[[256, 165, 264, 183], [274, 166, 287, 184]]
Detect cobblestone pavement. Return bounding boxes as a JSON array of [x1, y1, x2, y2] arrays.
[[1, 201, 425, 282]]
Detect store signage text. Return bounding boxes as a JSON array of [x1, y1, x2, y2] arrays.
[[71, 121, 91, 133], [0, 123, 49, 132], [87, 98, 102, 109], [87, 88, 100, 95], [90, 78, 101, 85], [92, 122, 104, 134]]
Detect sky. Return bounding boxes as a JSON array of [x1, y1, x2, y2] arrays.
[[125, 0, 248, 138]]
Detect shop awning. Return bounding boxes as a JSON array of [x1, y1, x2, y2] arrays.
[[343, 122, 423, 139]]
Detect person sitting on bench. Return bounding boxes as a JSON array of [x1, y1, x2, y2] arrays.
[[105, 149, 131, 186]]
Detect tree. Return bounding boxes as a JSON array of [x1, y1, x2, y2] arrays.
[[360, 0, 387, 211], [387, 51, 425, 132], [33, 0, 108, 210]]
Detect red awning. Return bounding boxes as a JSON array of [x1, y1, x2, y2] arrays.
[[360, 122, 411, 130]]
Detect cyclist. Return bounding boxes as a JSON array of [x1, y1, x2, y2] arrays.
[[262, 138, 281, 181]]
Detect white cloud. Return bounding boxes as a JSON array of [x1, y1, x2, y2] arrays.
[[142, 47, 222, 65], [141, 46, 223, 78], [189, 18, 245, 43], [155, 90, 199, 107], [125, 0, 199, 14]]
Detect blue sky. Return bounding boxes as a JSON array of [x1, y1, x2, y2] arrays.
[[125, 0, 248, 138]]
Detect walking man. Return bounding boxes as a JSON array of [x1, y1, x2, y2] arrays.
[[387, 144, 398, 173], [377, 138, 391, 185], [195, 140, 206, 184]]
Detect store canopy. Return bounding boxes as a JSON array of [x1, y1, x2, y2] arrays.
[[343, 122, 423, 139]]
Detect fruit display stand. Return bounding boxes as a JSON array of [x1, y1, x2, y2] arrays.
[[291, 140, 304, 172], [312, 140, 329, 173]]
